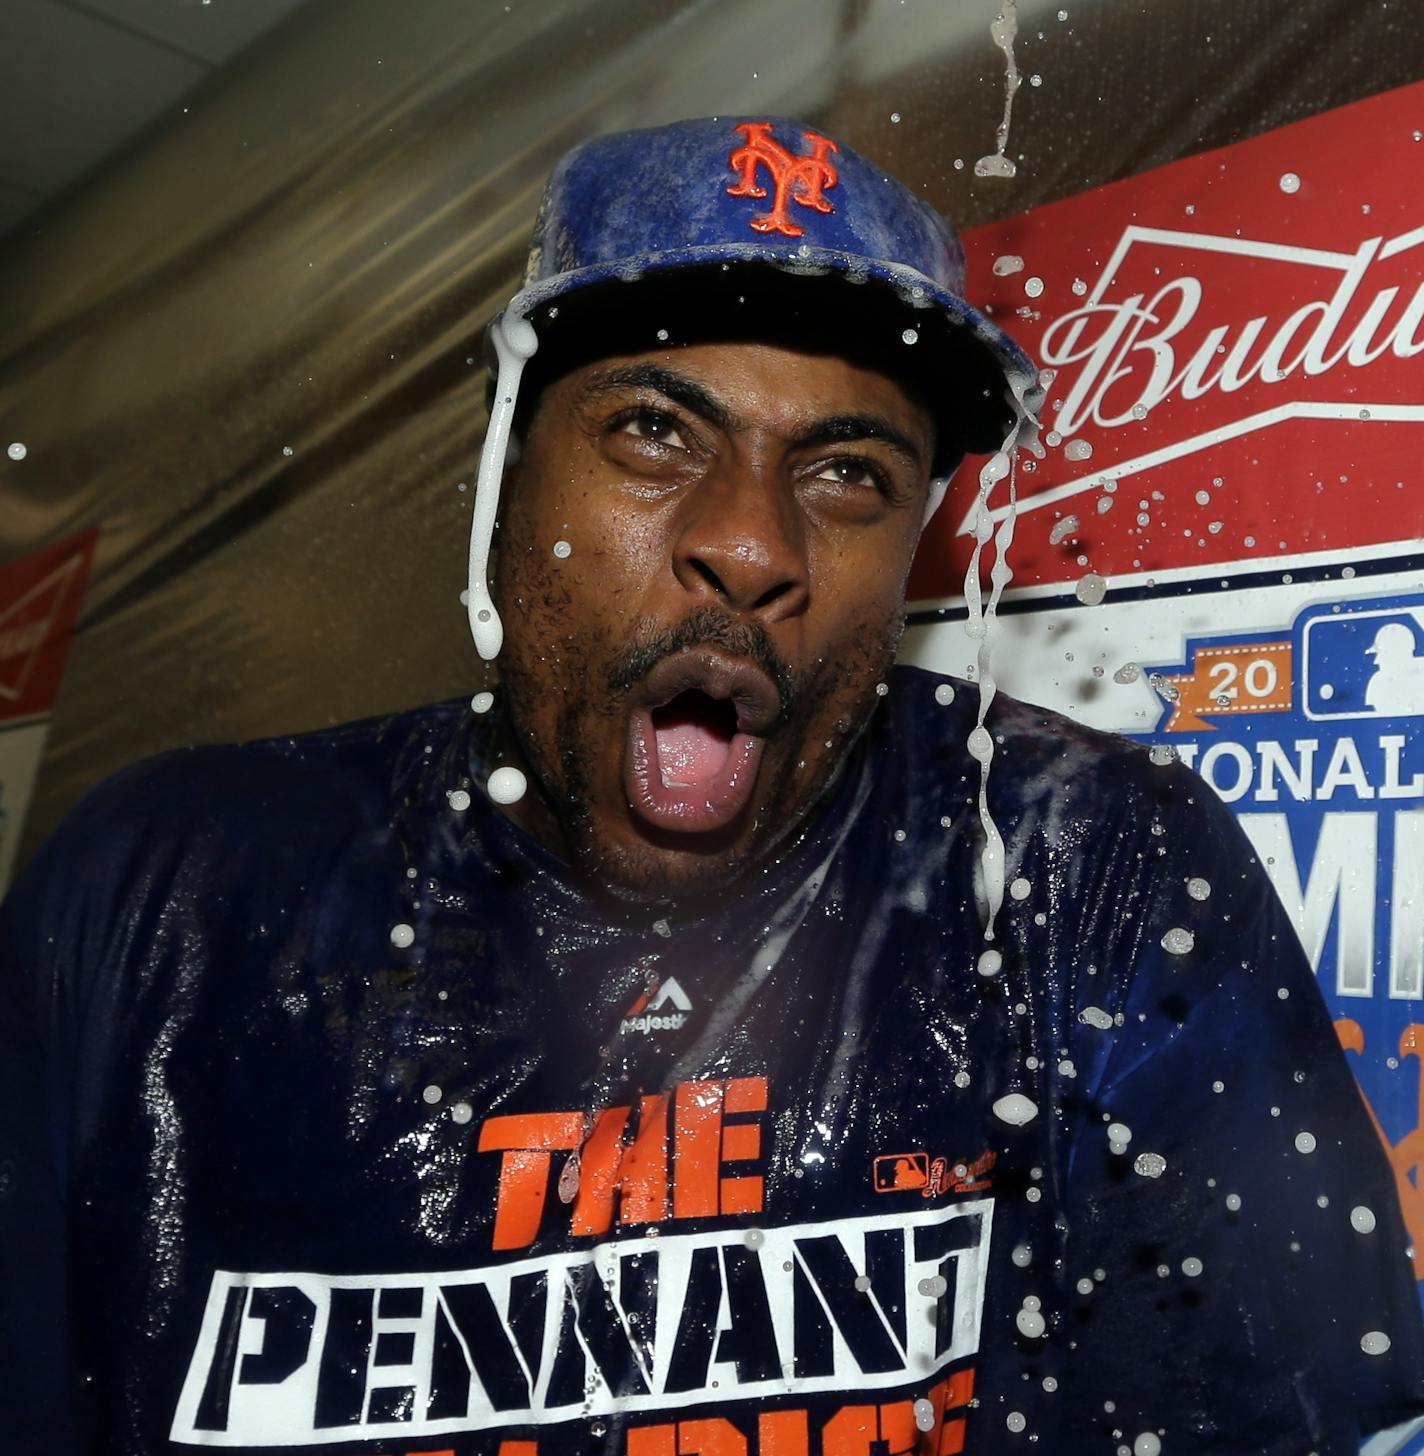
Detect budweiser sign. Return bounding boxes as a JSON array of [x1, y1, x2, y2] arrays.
[[908, 80, 1424, 601], [1042, 225, 1424, 438]]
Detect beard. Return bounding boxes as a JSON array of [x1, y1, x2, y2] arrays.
[[496, 592, 904, 906]]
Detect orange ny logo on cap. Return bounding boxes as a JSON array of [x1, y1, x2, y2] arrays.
[[726, 121, 839, 238]]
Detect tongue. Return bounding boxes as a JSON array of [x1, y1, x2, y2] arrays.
[[654, 712, 734, 786]]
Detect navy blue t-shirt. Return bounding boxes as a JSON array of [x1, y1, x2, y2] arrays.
[[2, 666, 1422, 1454]]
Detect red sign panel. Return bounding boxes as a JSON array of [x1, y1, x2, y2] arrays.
[[0, 529, 97, 725], [909, 80, 1424, 601]]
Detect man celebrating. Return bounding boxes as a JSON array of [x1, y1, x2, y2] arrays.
[[3, 117, 1422, 1455]]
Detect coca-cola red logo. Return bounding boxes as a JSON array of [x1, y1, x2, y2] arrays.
[[909, 81, 1424, 602]]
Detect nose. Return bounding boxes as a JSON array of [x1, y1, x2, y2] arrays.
[[671, 465, 810, 621]]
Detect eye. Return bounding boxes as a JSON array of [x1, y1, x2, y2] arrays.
[[812, 458, 888, 493], [615, 408, 688, 450]]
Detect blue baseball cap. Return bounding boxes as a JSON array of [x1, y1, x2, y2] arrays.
[[504, 116, 1040, 451], [465, 116, 1041, 660]]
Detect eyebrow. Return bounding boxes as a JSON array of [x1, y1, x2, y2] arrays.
[[580, 363, 741, 434], [788, 414, 927, 469], [580, 363, 928, 468]]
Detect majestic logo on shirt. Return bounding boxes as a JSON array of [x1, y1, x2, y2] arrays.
[[621, 976, 693, 1036], [169, 1202, 992, 1446], [726, 122, 839, 239]]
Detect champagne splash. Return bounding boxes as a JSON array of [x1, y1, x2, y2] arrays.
[[975, 1, 1022, 180], [962, 372, 1043, 943]]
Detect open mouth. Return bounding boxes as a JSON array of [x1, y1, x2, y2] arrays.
[[623, 650, 780, 835], [652, 691, 740, 786]]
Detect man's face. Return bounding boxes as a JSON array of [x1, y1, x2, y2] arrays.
[[491, 335, 936, 901]]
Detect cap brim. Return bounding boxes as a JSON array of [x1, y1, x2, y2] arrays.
[[506, 244, 1040, 454]]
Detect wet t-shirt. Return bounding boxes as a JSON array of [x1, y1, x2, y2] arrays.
[[2, 666, 1422, 1455]]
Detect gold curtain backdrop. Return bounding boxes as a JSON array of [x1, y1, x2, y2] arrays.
[[1, 0, 1420, 868]]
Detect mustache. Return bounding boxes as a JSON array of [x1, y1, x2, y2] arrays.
[[606, 607, 797, 723]]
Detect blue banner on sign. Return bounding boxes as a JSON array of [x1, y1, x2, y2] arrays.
[[1137, 587, 1424, 1390], [1303, 601, 1424, 721]]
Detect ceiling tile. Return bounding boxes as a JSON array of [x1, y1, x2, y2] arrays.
[[65, 0, 311, 66], [0, 0, 206, 194]]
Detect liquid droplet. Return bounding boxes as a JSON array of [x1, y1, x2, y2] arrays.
[[1294, 1131, 1317, 1154], [1187, 876, 1211, 900], [1015, 1307, 1046, 1338], [1134, 1434, 1162, 1456], [1079, 1005, 1114, 1030], [553, 539, 572, 558], [1075, 571, 1107, 606], [1362, 1330, 1391, 1355], [1161, 927, 1195, 955], [993, 1092, 1039, 1127], [390, 923, 415, 949], [913, 1397, 937, 1432], [447, 788, 472, 812], [1181, 1256, 1203, 1277], [487, 766, 527, 804], [1133, 1151, 1167, 1178], [1006, 1411, 1027, 1432], [1351, 1205, 1377, 1234], [1063, 438, 1094, 462], [1049, 514, 1080, 544], [1279, 171, 1301, 193], [422, 1084, 443, 1104], [934, 682, 956, 706], [993, 254, 1025, 276], [6, 442, 26, 461], [977, 948, 1004, 977]]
